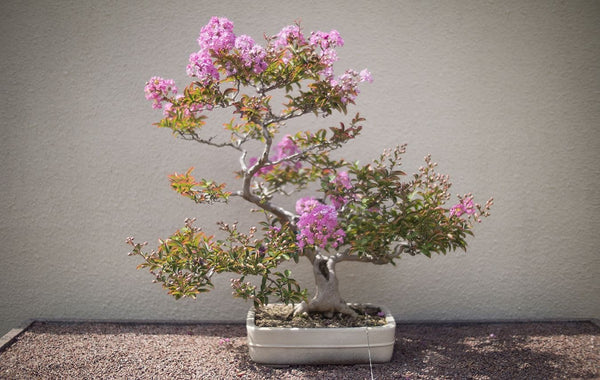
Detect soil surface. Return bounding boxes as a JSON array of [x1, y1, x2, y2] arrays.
[[254, 303, 388, 328], [0, 320, 598, 379]]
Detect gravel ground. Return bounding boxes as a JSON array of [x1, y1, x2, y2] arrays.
[[0, 321, 598, 379]]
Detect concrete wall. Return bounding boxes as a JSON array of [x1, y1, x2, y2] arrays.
[[1, 0, 599, 336]]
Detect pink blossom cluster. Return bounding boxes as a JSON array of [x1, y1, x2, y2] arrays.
[[144, 76, 178, 109], [295, 197, 346, 249], [310, 29, 373, 103], [187, 17, 268, 83], [329, 171, 353, 209], [143, 75, 209, 117], [273, 24, 306, 50], [449, 196, 475, 217], [272, 134, 303, 171], [147, 17, 372, 119], [186, 51, 220, 83], [197, 16, 236, 52], [332, 171, 352, 189], [234, 35, 268, 74], [309, 30, 344, 50], [247, 157, 271, 175], [163, 101, 207, 118], [270, 24, 307, 64], [308, 30, 344, 79], [187, 16, 233, 83], [249, 135, 302, 175], [330, 68, 373, 104], [303, 28, 373, 102], [295, 197, 321, 214], [275, 134, 301, 160]]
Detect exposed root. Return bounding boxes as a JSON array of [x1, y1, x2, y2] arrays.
[[257, 303, 386, 328], [294, 300, 359, 318]]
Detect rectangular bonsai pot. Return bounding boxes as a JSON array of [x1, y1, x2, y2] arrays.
[[246, 304, 396, 365]]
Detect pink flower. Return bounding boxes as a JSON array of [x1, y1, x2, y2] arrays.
[[295, 197, 320, 214], [162, 101, 174, 116], [276, 135, 300, 158], [234, 34, 255, 51], [317, 48, 338, 80], [332, 69, 361, 104], [248, 157, 274, 175], [248, 135, 302, 176], [235, 35, 268, 74], [450, 197, 475, 217], [273, 24, 306, 49], [271, 24, 306, 63], [327, 68, 373, 104], [275, 135, 302, 171], [186, 50, 220, 83], [248, 45, 268, 73], [333, 171, 352, 190], [359, 69, 373, 83], [296, 202, 345, 249], [309, 30, 344, 50], [329, 171, 354, 209], [144, 77, 178, 109], [197, 17, 236, 52], [307, 30, 344, 81]]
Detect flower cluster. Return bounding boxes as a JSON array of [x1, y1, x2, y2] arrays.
[[296, 197, 345, 249], [146, 17, 373, 120], [309, 30, 344, 50], [186, 51, 220, 83], [187, 16, 269, 83], [330, 69, 373, 104], [450, 196, 475, 217], [329, 171, 354, 209], [304, 29, 372, 102], [186, 17, 235, 83], [269, 24, 305, 65], [234, 34, 267, 74], [274, 134, 302, 166], [144, 77, 178, 109], [249, 135, 302, 175], [333, 171, 352, 189], [197, 16, 236, 51], [295, 197, 321, 214], [307, 30, 344, 80], [273, 24, 306, 51]]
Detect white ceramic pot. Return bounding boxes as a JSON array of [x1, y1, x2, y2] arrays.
[[246, 304, 396, 365]]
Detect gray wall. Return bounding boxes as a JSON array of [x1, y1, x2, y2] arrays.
[[1, 1, 599, 336]]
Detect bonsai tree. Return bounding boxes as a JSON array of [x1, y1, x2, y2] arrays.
[[127, 17, 492, 318]]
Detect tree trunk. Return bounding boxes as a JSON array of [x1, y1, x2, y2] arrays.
[[294, 255, 358, 318]]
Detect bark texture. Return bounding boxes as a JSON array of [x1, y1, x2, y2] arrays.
[[294, 255, 358, 318]]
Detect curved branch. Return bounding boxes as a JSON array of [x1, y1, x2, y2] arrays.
[[239, 122, 297, 226], [267, 140, 335, 167], [176, 131, 243, 151], [332, 241, 418, 265], [239, 150, 248, 172], [239, 183, 296, 225]]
